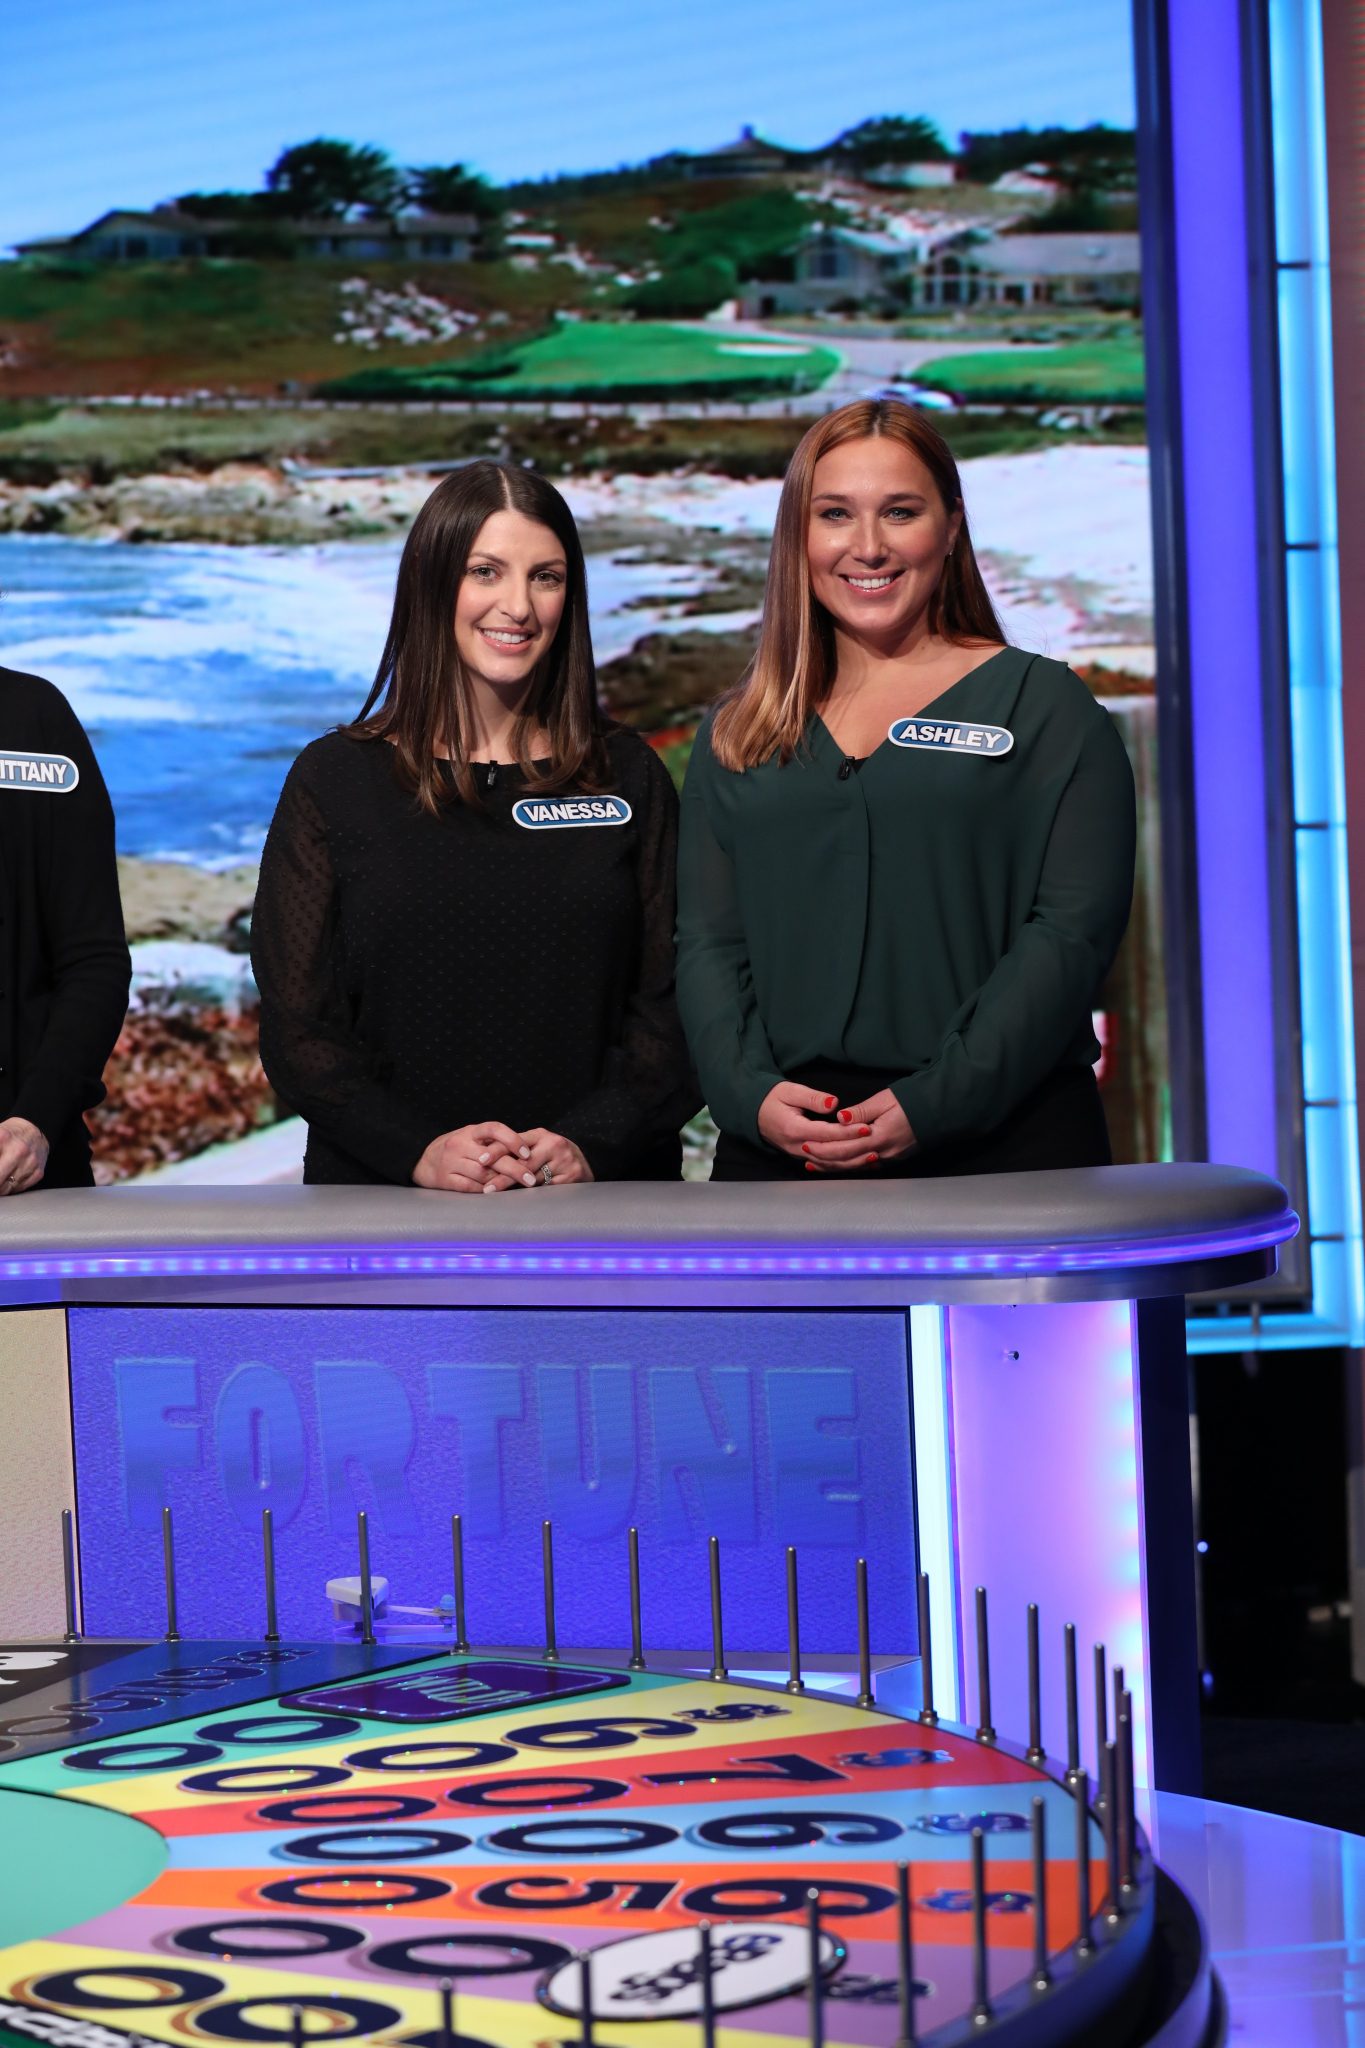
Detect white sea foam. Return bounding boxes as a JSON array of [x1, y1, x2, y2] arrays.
[[129, 939, 257, 1013], [563, 444, 1154, 663]]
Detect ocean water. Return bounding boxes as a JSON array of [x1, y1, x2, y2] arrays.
[[0, 534, 745, 866]]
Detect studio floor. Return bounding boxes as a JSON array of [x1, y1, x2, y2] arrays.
[[1150, 1789, 1365, 2045]]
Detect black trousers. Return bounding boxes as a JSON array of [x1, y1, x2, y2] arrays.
[[711, 1060, 1112, 1182]]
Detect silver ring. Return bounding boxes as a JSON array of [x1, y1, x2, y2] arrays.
[[541, 1162, 553, 1185]]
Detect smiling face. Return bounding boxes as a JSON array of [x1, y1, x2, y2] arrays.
[[453, 508, 569, 690], [807, 434, 963, 643]]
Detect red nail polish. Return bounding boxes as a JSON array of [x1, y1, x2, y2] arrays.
[[824, 1097, 835, 1109], [805, 1161, 818, 1171], [801, 1144, 811, 1154], [838, 1110, 852, 1123], [861, 1125, 871, 1135], [866, 1153, 878, 1164]]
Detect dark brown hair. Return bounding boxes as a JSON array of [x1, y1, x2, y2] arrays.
[[350, 461, 609, 811], [711, 399, 1005, 771]]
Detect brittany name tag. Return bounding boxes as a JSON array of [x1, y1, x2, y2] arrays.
[[0, 751, 80, 791], [513, 795, 632, 829], [888, 717, 1014, 758]]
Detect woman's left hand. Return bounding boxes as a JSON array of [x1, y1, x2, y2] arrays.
[[798, 1088, 916, 1172], [509, 1129, 595, 1187], [0, 1117, 49, 1195]]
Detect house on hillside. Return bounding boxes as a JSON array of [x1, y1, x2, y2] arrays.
[[738, 218, 956, 315], [296, 214, 479, 260], [740, 222, 1141, 314], [864, 162, 958, 189], [992, 166, 1064, 197], [922, 231, 1141, 308], [13, 208, 481, 263], [14, 210, 217, 261], [682, 126, 793, 178]]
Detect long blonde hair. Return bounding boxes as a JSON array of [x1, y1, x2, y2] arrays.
[[710, 399, 1005, 771]]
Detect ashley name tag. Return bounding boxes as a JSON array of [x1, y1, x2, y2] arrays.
[[889, 717, 1014, 758], [0, 751, 80, 791], [513, 796, 632, 829]]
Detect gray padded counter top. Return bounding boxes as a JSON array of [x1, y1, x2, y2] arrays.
[[0, 1164, 1295, 1307]]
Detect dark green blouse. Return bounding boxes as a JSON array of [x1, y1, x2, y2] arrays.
[[675, 647, 1136, 1149]]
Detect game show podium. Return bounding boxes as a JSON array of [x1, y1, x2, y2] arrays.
[[0, 1165, 1294, 1800]]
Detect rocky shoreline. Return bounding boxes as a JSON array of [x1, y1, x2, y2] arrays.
[[119, 857, 259, 945], [0, 464, 436, 545], [87, 860, 271, 1183]]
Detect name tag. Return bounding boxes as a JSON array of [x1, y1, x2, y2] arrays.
[[888, 718, 1014, 758], [0, 751, 80, 791], [513, 796, 632, 829]]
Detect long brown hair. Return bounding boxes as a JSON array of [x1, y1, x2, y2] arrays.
[[711, 400, 1005, 771], [350, 461, 610, 811]]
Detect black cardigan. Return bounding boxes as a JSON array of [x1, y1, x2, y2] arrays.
[[0, 667, 131, 1182], [252, 727, 701, 1184]]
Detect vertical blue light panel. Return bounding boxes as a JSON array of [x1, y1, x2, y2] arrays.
[[1269, 0, 1365, 1344], [1183, 0, 1365, 1348], [67, 1306, 917, 1653], [1168, 0, 1280, 1180]]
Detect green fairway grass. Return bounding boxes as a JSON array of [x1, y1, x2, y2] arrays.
[[320, 320, 843, 403], [915, 343, 1145, 404]]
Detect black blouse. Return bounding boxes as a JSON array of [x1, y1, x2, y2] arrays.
[[252, 728, 700, 1184]]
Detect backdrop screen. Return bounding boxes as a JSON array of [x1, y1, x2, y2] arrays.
[[67, 1306, 916, 1650], [0, 0, 1160, 1182]]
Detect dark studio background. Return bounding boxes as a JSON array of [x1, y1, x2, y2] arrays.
[[1195, 1346, 1365, 1833]]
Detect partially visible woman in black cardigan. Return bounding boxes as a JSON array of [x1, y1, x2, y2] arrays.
[[252, 463, 699, 1190]]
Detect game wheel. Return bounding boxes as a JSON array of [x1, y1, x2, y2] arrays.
[[0, 1651, 1158, 2047]]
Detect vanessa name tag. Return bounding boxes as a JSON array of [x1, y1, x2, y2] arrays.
[[888, 718, 1013, 758], [513, 796, 632, 829]]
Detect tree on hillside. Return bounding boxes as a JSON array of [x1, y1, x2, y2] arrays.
[[628, 189, 812, 315], [406, 163, 505, 221], [629, 255, 740, 317], [265, 140, 404, 219], [175, 190, 274, 220], [828, 115, 952, 167], [663, 188, 811, 278], [957, 124, 1136, 192]]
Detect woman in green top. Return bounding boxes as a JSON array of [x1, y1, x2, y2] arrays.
[[676, 398, 1136, 1180]]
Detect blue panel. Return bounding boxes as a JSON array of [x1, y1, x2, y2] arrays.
[[315, 1363, 420, 1537], [1305, 1104, 1345, 1238], [69, 1307, 916, 1655], [650, 1366, 756, 1543], [115, 1357, 199, 1530], [215, 1365, 308, 1529], [1267, 0, 1364, 1342], [1169, 0, 1279, 1179]]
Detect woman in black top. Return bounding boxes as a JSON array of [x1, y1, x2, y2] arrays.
[[0, 667, 129, 1192], [252, 463, 699, 1189]]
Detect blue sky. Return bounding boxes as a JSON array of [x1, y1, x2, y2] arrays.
[[1, 0, 1136, 249]]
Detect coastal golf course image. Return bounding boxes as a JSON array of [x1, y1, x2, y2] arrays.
[[320, 317, 844, 403]]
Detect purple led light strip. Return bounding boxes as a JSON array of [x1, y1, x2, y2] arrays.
[[0, 1214, 1297, 1281]]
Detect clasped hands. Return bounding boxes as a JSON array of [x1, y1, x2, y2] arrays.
[[0, 1117, 48, 1195], [414, 1122, 593, 1194], [757, 1082, 915, 1172]]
